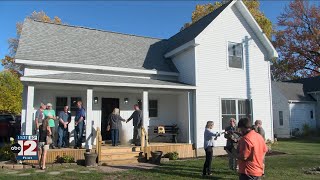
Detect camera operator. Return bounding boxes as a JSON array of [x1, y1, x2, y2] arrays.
[[224, 118, 240, 171]]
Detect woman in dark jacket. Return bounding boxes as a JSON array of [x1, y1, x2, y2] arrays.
[[107, 108, 125, 146]]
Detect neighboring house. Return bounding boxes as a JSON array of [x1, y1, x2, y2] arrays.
[[16, 0, 277, 153], [272, 82, 317, 138]]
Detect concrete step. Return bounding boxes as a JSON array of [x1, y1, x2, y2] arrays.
[[101, 152, 141, 161]]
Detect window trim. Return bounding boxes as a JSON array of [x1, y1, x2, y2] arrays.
[[137, 99, 159, 119], [220, 98, 251, 131], [227, 41, 244, 70], [148, 99, 158, 118]]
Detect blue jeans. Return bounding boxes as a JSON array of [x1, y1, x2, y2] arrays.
[[111, 129, 119, 146], [58, 125, 68, 147], [74, 122, 84, 148]]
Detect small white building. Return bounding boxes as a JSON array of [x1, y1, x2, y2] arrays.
[[272, 78, 320, 138], [16, 0, 277, 153]]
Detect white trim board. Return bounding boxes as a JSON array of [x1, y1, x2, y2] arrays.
[[16, 59, 179, 77], [21, 77, 197, 90]]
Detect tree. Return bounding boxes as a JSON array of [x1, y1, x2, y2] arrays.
[[272, 0, 320, 80], [0, 71, 23, 114], [182, 0, 273, 39], [1, 11, 62, 75]]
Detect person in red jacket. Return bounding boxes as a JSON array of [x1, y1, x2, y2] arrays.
[[237, 118, 268, 180]]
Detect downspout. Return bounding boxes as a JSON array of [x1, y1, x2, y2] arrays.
[[267, 61, 274, 140], [244, 36, 254, 121], [289, 102, 292, 137]]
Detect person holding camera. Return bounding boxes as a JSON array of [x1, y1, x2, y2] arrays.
[[224, 118, 240, 171]]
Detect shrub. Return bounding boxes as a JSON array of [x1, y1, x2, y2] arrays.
[[0, 138, 16, 161], [302, 124, 312, 137], [292, 128, 301, 137], [163, 152, 179, 160], [56, 155, 75, 163]]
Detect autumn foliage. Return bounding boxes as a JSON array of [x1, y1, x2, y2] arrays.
[[1, 11, 62, 75], [273, 0, 320, 80], [182, 0, 273, 39], [0, 71, 23, 114]]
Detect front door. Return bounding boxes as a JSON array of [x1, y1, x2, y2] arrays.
[[101, 98, 120, 141]]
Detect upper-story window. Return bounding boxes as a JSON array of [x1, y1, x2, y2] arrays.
[[228, 42, 243, 69]]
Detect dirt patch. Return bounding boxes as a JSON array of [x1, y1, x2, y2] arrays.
[[304, 166, 320, 175], [266, 151, 286, 156]]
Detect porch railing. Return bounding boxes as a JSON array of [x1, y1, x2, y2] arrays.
[[96, 127, 102, 163], [141, 127, 149, 153]]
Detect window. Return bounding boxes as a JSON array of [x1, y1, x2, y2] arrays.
[[279, 111, 283, 126], [149, 100, 158, 118], [221, 99, 251, 129], [310, 111, 313, 119], [238, 99, 251, 120], [137, 99, 158, 118], [228, 42, 243, 69], [222, 100, 236, 129], [137, 100, 142, 110], [70, 97, 82, 116], [56, 97, 67, 116]]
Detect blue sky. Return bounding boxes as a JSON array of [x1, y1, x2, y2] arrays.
[[0, 0, 290, 71]]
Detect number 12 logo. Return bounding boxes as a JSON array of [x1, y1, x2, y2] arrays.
[[17, 140, 38, 159]]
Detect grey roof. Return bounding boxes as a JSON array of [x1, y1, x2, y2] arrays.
[[16, 19, 177, 72], [166, 0, 233, 52], [272, 81, 315, 101], [288, 76, 320, 93], [16, 1, 233, 71], [27, 73, 193, 87]]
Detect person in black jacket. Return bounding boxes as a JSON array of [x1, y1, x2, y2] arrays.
[[126, 104, 143, 146], [107, 108, 125, 146]]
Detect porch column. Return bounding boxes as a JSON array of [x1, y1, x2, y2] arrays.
[[25, 85, 34, 135], [142, 91, 149, 130], [85, 88, 93, 149], [187, 91, 193, 144]]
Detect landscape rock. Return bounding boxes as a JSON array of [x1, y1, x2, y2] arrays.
[[13, 164, 24, 170]]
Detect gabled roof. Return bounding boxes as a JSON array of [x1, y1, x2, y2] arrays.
[[166, 0, 278, 59], [166, 0, 233, 52], [288, 76, 320, 93], [15, 19, 177, 73], [272, 81, 315, 102]]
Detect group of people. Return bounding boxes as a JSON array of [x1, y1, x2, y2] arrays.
[[106, 104, 143, 146], [203, 118, 267, 180], [34, 101, 86, 170]]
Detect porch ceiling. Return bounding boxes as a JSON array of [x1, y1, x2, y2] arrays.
[[21, 73, 196, 90]]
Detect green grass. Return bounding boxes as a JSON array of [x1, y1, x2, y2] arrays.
[[0, 138, 319, 180]]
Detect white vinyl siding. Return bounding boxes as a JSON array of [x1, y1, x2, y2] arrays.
[[194, 4, 273, 147], [172, 48, 196, 85]]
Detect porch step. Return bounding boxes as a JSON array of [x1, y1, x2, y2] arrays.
[[100, 152, 141, 161], [101, 146, 141, 154], [101, 158, 139, 166], [100, 146, 144, 165]]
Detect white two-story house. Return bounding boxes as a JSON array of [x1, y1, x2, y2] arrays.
[[16, 0, 277, 154]]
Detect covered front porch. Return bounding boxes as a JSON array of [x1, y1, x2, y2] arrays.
[[21, 78, 196, 150]]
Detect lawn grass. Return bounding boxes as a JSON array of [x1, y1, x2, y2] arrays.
[[0, 138, 319, 180]]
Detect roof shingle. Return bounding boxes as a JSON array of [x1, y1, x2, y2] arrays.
[[15, 19, 177, 72], [272, 81, 315, 101]]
